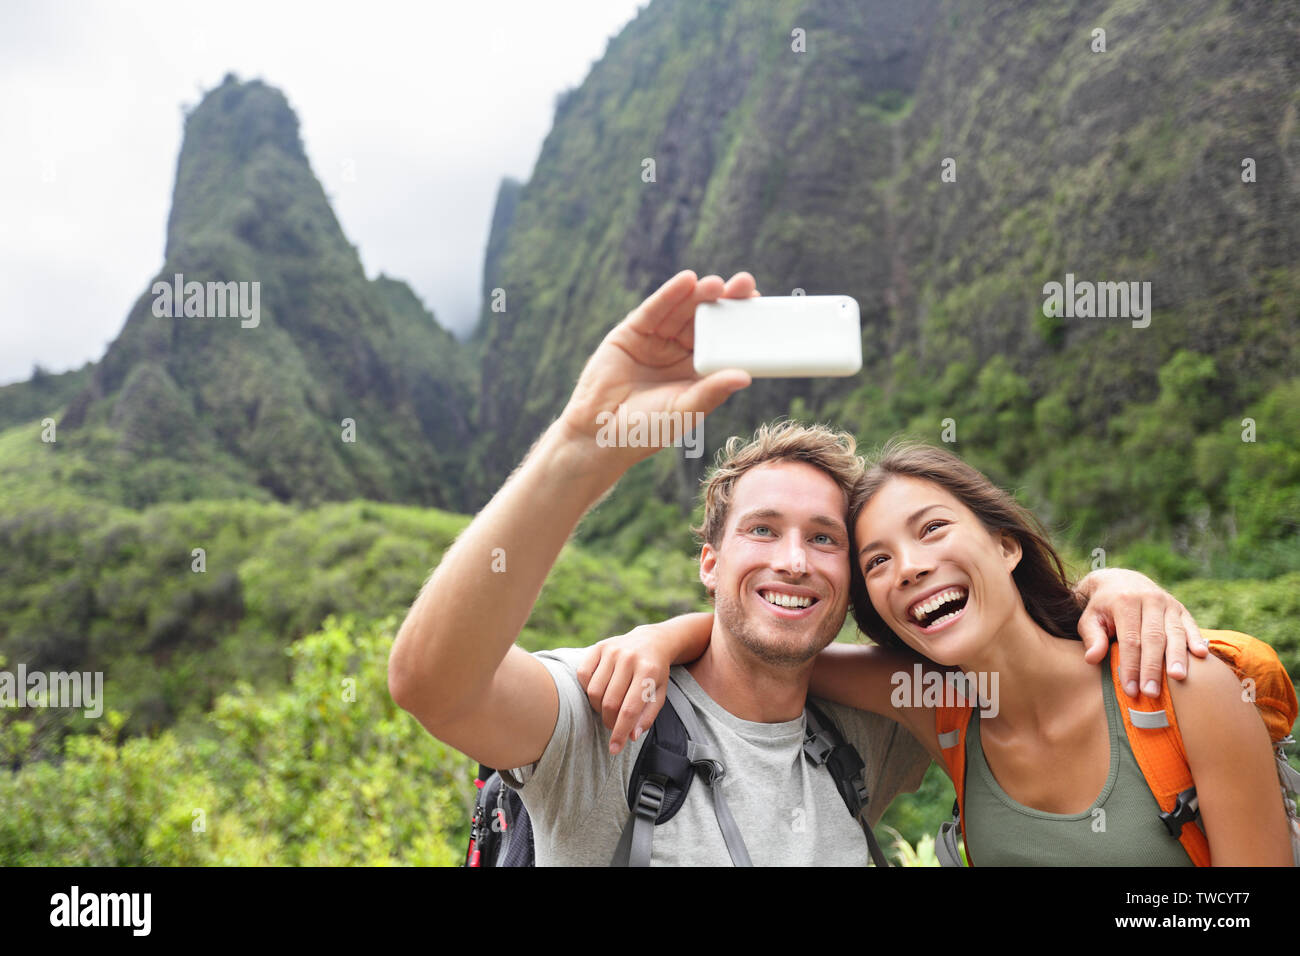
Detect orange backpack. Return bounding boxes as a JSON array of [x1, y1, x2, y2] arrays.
[[933, 630, 1300, 866]]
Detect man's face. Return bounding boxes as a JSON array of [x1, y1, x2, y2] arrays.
[[700, 460, 852, 667]]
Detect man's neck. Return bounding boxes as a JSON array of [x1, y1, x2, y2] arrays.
[[683, 627, 813, 723]]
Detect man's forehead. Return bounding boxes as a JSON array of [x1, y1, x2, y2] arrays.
[[727, 461, 849, 523]]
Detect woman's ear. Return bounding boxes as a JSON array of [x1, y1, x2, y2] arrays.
[[999, 531, 1023, 573]]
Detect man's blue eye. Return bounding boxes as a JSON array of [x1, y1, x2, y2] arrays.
[[814, 533, 834, 545], [752, 526, 772, 536]]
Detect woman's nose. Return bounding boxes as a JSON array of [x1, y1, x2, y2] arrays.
[[894, 545, 931, 587]]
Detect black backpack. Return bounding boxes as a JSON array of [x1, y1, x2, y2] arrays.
[[464, 677, 891, 866]]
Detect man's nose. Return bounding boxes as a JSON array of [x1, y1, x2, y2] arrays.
[[772, 537, 807, 575]]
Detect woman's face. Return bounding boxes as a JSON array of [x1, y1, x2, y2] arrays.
[[854, 475, 1023, 665]]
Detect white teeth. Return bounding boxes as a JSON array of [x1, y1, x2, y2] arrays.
[[762, 591, 812, 609], [910, 587, 968, 622]]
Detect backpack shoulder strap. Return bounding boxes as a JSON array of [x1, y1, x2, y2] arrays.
[[1107, 648, 1211, 866], [804, 700, 891, 867], [935, 703, 974, 866], [610, 677, 753, 866], [611, 679, 692, 867]]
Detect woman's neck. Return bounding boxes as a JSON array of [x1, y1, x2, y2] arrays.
[[956, 608, 1097, 733]]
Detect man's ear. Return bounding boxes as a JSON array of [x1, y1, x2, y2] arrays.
[[1000, 531, 1022, 573], [700, 542, 719, 594]]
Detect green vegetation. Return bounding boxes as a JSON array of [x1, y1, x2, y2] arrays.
[[822, 357, 1300, 585], [4, 571, 1294, 864], [0, 362, 95, 431], [0, 616, 470, 865], [4, 0, 1298, 867], [0, 454, 708, 765]]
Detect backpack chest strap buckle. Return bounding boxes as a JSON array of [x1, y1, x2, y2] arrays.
[[1158, 786, 1200, 838], [685, 740, 725, 785], [803, 727, 835, 766]]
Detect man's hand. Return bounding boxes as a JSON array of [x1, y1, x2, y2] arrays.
[[556, 270, 756, 474], [1074, 568, 1209, 698]]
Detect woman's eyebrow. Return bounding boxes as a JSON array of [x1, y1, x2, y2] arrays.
[[858, 503, 946, 555]]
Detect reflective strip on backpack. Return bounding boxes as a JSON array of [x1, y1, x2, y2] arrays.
[[938, 729, 960, 749], [1127, 708, 1169, 729]]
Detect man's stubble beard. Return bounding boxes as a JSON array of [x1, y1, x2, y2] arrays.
[[713, 588, 846, 668]]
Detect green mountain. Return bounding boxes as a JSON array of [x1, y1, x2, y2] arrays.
[[470, 0, 1300, 569], [52, 74, 473, 510], [9, 5, 1295, 564]]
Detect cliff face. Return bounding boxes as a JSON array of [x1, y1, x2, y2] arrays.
[[8, 0, 1296, 551], [469, 0, 1299, 544], [59, 75, 474, 508]]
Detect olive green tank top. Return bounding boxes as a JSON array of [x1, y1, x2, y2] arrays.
[[963, 650, 1194, 866]]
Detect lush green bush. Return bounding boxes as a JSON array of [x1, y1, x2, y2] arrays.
[[0, 615, 470, 865], [0, 487, 705, 762]]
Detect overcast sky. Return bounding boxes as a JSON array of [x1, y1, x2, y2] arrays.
[[0, 0, 648, 386]]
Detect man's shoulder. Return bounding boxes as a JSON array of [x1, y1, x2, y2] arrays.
[[532, 645, 590, 669], [525, 646, 595, 696], [498, 646, 631, 840], [515, 646, 608, 748]]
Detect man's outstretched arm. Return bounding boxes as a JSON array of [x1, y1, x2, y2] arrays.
[[387, 270, 754, 771]]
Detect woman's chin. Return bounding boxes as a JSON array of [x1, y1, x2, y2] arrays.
[[917, 645, 967, 668]]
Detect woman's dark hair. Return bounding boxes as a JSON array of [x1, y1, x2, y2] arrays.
[[847, 438, 1084, 650]]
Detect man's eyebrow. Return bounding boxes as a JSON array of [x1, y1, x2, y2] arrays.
[[858, 504, 946, 556], [734, 508, 848, 532]]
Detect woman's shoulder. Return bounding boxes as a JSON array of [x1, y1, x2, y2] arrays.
[[1167, 643, 1242, 706], [1165, 640, 1261, 749]]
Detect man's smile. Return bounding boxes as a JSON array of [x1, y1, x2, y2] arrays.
[[754, 584, 821, 618]]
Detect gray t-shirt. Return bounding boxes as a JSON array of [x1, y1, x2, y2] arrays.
[[503, 646, 932, 866]]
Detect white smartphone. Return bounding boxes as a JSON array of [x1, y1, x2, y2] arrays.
[[693, 294, 862, 377]]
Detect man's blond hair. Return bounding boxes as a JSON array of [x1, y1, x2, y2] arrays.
[[693, 420, 865, 549]]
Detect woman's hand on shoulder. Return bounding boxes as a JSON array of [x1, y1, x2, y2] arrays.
[[576, 611, 713, 755], [1075, 567, 1209, 698]]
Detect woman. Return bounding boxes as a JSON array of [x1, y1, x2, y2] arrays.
[[580, 439, 1296, 865]]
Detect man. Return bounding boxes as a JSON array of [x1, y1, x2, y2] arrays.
[[388, 270, 1204, 865]]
